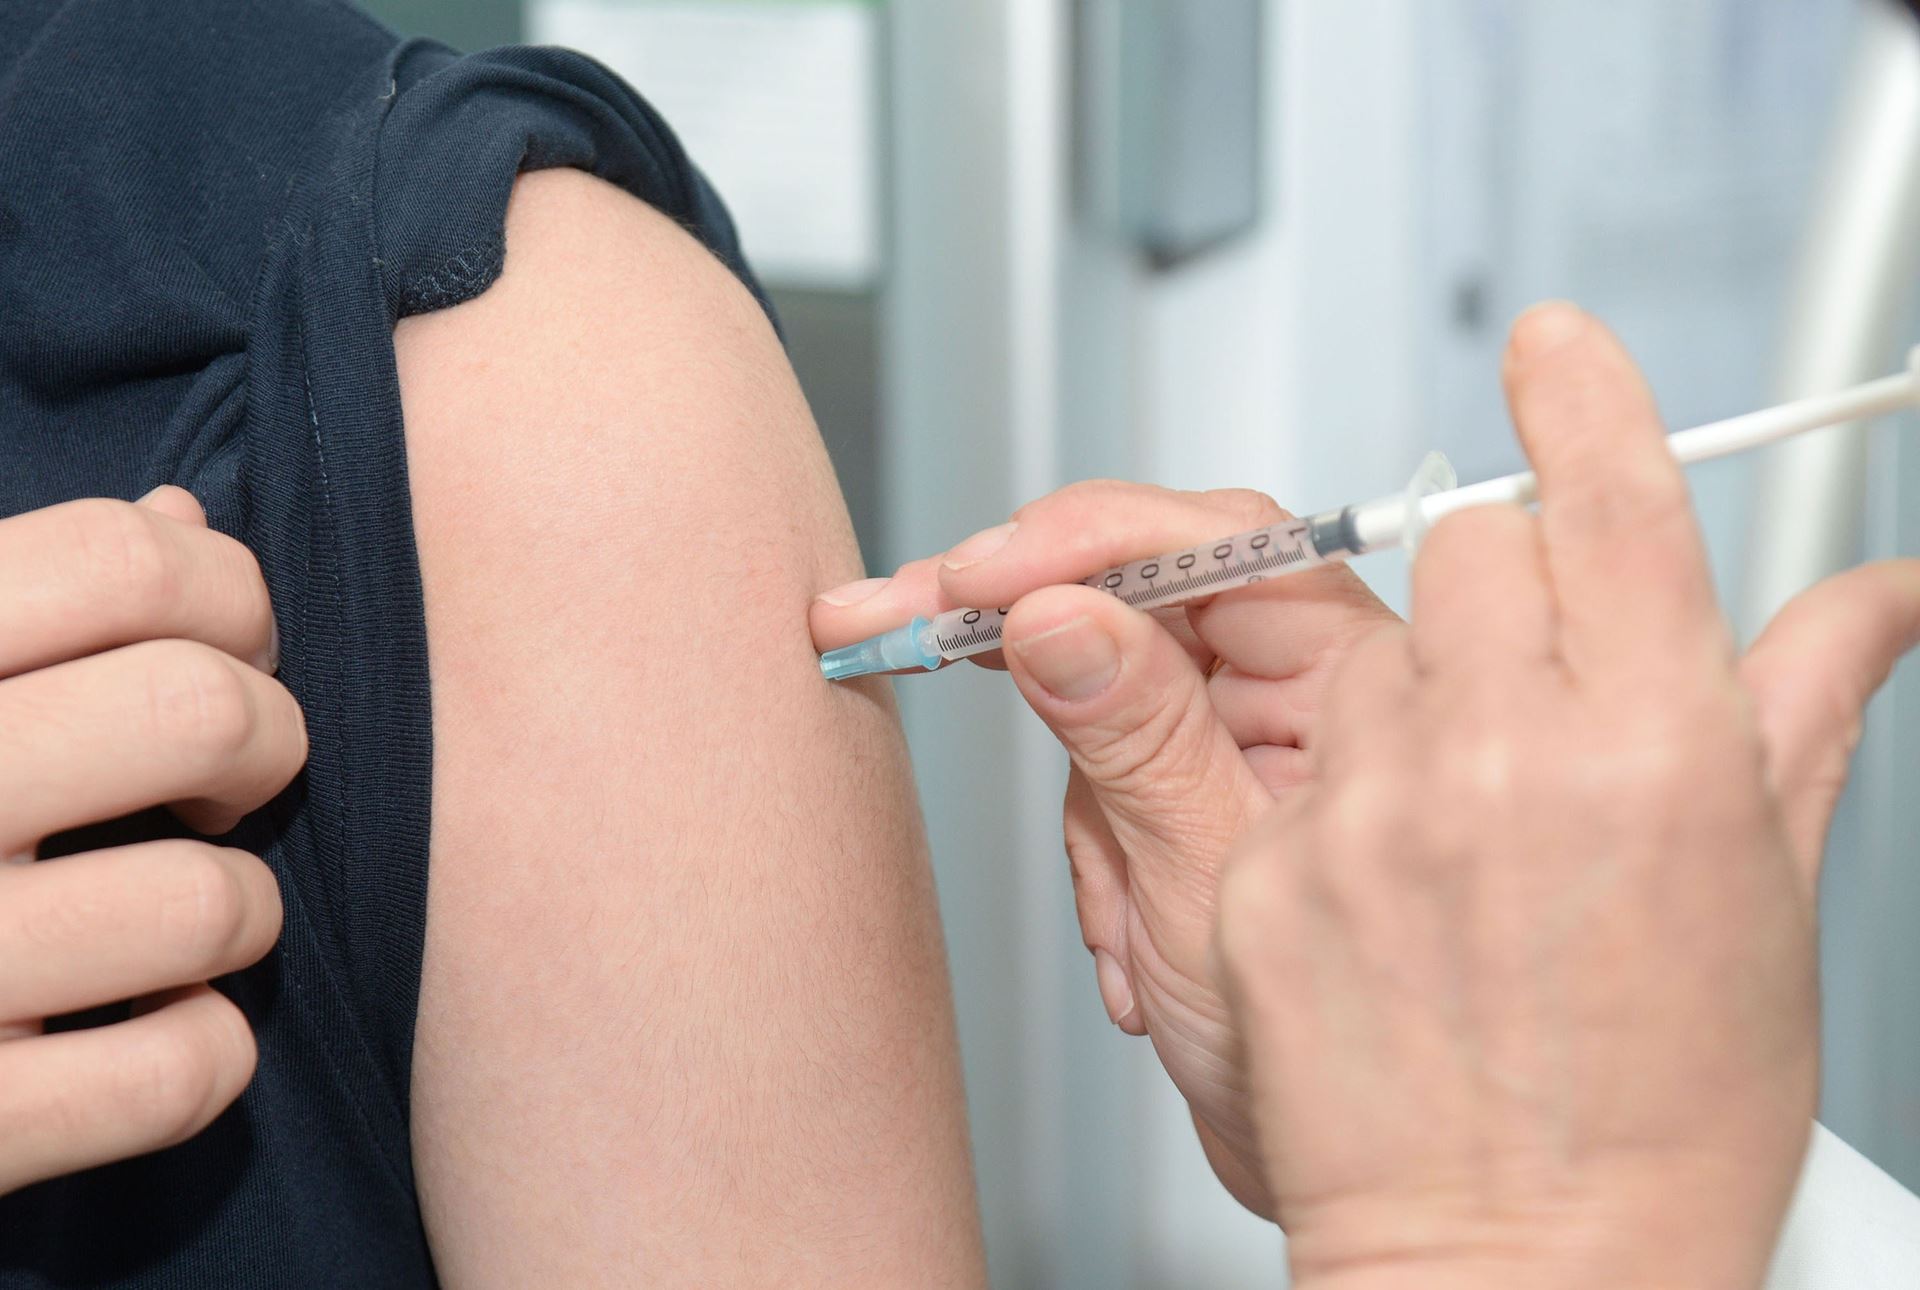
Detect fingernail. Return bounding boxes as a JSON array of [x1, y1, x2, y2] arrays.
[[941, 522, 1018, 572], [1093, 949, 1136, 1027], [1509, 301, 1588, 359], [1011, 615, 1119, 702], [815, 577, 892, 608], [262, 619, 281, 674]]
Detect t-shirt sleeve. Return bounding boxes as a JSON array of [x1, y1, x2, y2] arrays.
[[235, 35, 773, 1152], [372, 41, 771, 325]]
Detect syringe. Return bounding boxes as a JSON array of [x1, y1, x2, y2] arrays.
[[820, 349, 1920, 682]]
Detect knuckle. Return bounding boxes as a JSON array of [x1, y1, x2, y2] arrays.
[[1792, 673, 1868, 762], [120, 1019, 229, 1149], [1592, 717, 1696, 803], [1319, 774, 1402, 856], [1028, 479, 1169, 531], [1060, 776, 1120, 912], [1061, 816, 1098, 887], [892, 553, 943, 584], [1062, 831, 1116, 913], [1409, 722, 1538, 874], [1572, 692, 1751, 813], [66, 499, 176, 620], [1552, 460, 1691, 536], [1014, 479, 1096, 524], [14, 868, 109, 956], [250, 679, 308, 784], [1413, 517, 1476, 581], [1216, 819, 1305, 984], [1421, 505, 1529, 564], [142, 642, 255, 765], [1443, 723, 1527, 808], [208, 530, 275, 634], [1076, 691, 1215, 805], [1416, 510, 1474, 559], [1215, 853, 1277, 964], [281, 687, 310, 767], [1044, 478, 1133, 512], [152, 844, 252, 969], [209, 997, 259, 1088], [1202, 487, 1287, 527], [1310, 773, 1442, 902], [1330, 623, 1413, 692]]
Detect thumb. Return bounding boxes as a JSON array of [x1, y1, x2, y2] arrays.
[[1740, 558, 1920, 882], [1003, 585, 1270, 965]]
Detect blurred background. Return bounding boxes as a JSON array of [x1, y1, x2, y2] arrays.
[[363, 1, 1919, 1285]]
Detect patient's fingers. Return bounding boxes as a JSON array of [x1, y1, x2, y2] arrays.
[[0, 639, 308, 848], [0, 985, 257, 1196], [0, 841, 281, 1024], [0, 494, 278, 679]]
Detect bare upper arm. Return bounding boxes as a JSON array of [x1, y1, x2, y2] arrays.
[[396, 168, 982, 1286]]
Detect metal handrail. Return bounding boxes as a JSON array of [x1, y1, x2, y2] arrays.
[[1742, 0, 1920, 635]]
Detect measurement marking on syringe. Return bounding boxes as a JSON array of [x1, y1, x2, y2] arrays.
[[936, 628, 1007, 651], [936, 542, 1316, 651], [1112, 545, 1312, 607]]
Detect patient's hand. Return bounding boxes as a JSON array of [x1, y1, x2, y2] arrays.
[[0, 488, 298, 1195]]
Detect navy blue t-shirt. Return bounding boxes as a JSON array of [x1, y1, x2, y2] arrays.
[[0, 1, 764, 1282]]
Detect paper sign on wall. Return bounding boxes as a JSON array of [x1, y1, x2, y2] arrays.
[[529, 0, 884, 289]]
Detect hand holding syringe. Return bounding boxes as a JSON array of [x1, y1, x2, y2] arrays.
[[808, 306, 1920, 1227], [820, 349, 1920, 681]]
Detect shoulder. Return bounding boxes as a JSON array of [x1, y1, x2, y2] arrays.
[[369, 40, 769, 331], [393, 166, 837, 600], [396, 167, 777, 376], [393, 165, 864, 769]]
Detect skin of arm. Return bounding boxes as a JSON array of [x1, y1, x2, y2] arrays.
[[396, 169, 985, 1286]]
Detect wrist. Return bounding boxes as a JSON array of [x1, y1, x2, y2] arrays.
[[1287, 1219, 1775, 1290], [1292, 1261, 1741, 1290], [1294, 1264, 1762, 1290], [1280, 1160, 1789, 1290]]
